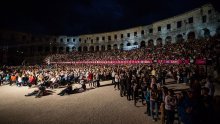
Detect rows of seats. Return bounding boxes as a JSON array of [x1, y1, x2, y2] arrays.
[[45, 37, 219, 63]]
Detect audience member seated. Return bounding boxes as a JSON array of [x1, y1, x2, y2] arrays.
[[58, 83, 72, 96], [25, 84, 46, 98]]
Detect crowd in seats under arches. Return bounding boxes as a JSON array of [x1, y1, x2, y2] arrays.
[[45, 37, 219, 64]]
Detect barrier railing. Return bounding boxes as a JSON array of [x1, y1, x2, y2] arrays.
[[49, 59, 206, 65]]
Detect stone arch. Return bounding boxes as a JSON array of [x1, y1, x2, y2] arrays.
[[140, 41, 146, 48], [133, 42, 138, 46], [187, 31, 195, 41], [127, 42, 131, 46], [176, 34, 183, 43], [113, 44, 118, 50], [66, 47, 70, 53], [89, 46, 94, 52], [101, 45, 105, 51], [156, 38, 162, 46], [95, 46, 99, 51], [78, 46, 82, 52], [107, 45, 112, 50], [72, 46, 76, 51], [165, 36, 172, 45], [148, 39, 154, 46], [120, 43, 124, 50], [203, 28, 210, 38], [83, 46, 88, 52]]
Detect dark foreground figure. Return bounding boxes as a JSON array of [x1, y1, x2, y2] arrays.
[[25, 84, 46, 98], [58, 83, 86, 96]]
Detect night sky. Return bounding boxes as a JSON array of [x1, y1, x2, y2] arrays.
[[0, 0, 219, 36]]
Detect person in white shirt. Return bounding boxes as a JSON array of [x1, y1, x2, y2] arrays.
[[114, 72, 119, 90], [17, 76, 23, 87], [111, 70, 115, 84], [50, 76, 57, 84]]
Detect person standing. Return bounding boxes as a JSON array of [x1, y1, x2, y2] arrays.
[[205, 76, 215, 98], [119, 72, 126, 97], [88, 71, 93, 87], [150, 84, 159, 121], [126, 74, 132, 100], [162, 69, 167, 85], [145, 85, 151, 116], [114, 72, 119, 90], [97, 72, 100, 87], [111, 70, 115, 84], [95, 71, 100, 87], [17, 74, 23, 87], [165, 89, 176, 124]]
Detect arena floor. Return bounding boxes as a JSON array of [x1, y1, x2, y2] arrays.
[[1, 80, 219, 124], [0, 81, 160, 124]]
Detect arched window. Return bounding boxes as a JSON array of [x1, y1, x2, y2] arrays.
[[72, 46, 76, 51], [101, 45, 105, 51], [66, 47, 70, 53], [120, 43, 124, 50], [83, 46, 88, 51], [176, 34, 183, 43], [203, 28, 210, 38], [113, 44, 118, 50], [187, 32, 195, 41], [133, 42, 138, 45], [156, 38, 162, 46], [165, 36, 172, 44], [107, 45, 111, 50], [127, 43, 131, 46], [148, 39, 154, 46], [96, 46, 99, 51], [78, 46, 82, 52], [90, 46, 94, 52], [140, 41, 146, 48]]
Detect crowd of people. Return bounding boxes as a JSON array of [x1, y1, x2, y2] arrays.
[[0, 63, 217, 123], [110, 64, 216, 124], [0, 36, 219, 124], [0, 64, 104, 97], [45, 37, 219, 63]]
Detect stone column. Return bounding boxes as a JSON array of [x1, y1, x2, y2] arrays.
[[154, 39, 157, 46]]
